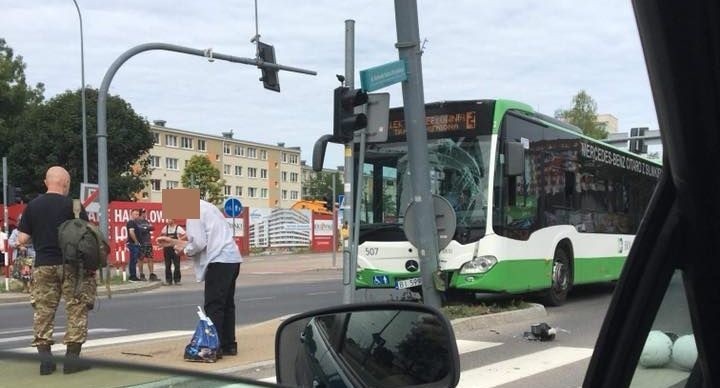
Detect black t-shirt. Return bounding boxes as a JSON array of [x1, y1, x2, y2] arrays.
[[134, 218, 153, 245], [18, 193, 88, 266], [126, 219, 139, 244]]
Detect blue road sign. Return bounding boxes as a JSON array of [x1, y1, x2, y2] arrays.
[[360, 60, 408, 92], [223, 197, 243, 217]]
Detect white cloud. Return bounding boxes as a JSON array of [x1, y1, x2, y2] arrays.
[[0, 0, 656, 168]]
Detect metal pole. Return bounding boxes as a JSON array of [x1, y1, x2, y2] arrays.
[[342, 20, 356, 304], [72, 0, 88, 184], [331, 176, 336, 267], [3, 157, 9, 289], [351, 130, 366, 303], [394, 0, 442, 307], [97, 43, 316, 241]]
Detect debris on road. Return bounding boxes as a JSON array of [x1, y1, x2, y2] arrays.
[[523, 322, 558, 341]]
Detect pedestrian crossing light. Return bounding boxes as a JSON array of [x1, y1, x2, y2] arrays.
[[333, 86, 368, 143]]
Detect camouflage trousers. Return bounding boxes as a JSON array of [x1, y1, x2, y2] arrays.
[[30, 265, 97, 347]]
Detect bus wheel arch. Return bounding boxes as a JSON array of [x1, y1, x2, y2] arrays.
[[543, 239, 574, 306]]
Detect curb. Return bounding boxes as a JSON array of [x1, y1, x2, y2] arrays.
[[0, 281, 163, 303], [450, 303, 548, 333]]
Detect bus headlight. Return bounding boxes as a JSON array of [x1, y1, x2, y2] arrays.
[[460, 256, 497, 274]]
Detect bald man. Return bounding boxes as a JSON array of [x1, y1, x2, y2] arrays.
[[17, 166, 94, 375]]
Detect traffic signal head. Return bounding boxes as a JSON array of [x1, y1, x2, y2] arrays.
[[258, 42, 280, 92], [333, 86, 368, 142]]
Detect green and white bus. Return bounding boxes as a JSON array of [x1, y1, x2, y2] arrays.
[[353, 99, 661, 305]]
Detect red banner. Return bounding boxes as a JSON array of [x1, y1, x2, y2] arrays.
[[311, 212, 335, 253]]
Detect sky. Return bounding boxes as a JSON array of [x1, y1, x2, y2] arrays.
[[0, 1, 659, 168]]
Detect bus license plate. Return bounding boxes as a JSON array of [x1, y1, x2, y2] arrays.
[[396, 277, 422, 289]]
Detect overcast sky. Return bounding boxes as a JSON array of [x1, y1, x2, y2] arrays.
[[1, 1, 658, 168]]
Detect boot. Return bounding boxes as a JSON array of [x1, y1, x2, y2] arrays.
[[221, 342, 238, 356], [37, 344, 56, 375], [64, 343, 91, 374]]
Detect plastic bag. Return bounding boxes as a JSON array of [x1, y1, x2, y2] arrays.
[[184, 306, 219, 362]]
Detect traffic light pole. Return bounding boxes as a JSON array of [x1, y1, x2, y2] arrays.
[[96, 43, 316, 242], [394, 0, 443, 307], [342, 20, 357, 304], [2, 157, 8, 290]]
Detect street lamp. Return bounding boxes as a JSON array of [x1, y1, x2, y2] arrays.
[[72, 0, 88, 184]]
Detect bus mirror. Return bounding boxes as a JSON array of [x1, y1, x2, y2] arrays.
[[504, 141, 525, 176], [313, 134, 334, 172]]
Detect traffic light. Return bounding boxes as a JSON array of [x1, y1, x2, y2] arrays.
[[257, 42, 280, 92], [333, 86, 368, 143]]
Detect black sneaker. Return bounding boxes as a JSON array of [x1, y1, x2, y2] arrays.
[[128, 277, 141, 282], [139, 274, 147, 281], [149, 273, 160, 281]]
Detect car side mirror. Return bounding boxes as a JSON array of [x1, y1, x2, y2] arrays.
[[275, 302, 461, 388], [504, 141, 525, 177]]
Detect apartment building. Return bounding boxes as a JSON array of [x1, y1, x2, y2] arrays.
[[139, 120, 302, 209], [300, 161, 344, 199]]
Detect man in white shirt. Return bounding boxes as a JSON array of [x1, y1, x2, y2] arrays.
[[157, 199, 243, 357]]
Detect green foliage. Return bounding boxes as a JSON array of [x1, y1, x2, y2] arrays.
[[181, 155, 225, 205], [555, 90, 609, 140], [7, 88, 154, 201], [303, 170, 342, 200]]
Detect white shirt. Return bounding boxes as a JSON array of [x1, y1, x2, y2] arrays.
[[0, 231, 6, 253], [161, 224, 186, 236], [183, 200, 243, 282]]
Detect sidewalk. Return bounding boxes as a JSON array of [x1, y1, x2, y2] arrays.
[[0, 251, 341, 303]]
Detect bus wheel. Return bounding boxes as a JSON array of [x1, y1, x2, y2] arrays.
[[543, 248, 571, 306]]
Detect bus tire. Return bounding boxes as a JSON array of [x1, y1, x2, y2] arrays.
[[542, 247, 572, 306]]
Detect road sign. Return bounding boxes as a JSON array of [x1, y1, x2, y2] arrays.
[[223, 197, 243, 217], [80, 183, 100, 213], [359, 60, 407, 92], [365, 93, 390, 143]]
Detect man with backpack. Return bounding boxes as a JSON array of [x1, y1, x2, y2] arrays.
[[16, 166, 95, 375]]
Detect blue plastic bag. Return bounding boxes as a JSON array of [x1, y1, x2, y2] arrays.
[[184, 306, 219, 362]]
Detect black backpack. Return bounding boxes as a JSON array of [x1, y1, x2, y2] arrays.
[[58, 199, 111, 297]]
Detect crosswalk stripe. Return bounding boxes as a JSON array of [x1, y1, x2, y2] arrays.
[[256, 339, 502, 385], [456, 346, 594, 388], [7, 330, 193, 354], [0, 328, 126, 344]]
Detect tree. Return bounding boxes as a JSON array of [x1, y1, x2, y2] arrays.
[[0, 38, 45, 161], [181, 155, 225, 205], [555, 90, 608, 140], [303, 170, 342, 201], [7, 88, 154, 201]]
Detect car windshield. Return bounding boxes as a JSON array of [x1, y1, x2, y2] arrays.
[[0, 2, 674, 388]]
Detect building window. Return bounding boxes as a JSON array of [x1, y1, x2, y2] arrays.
[[289, 154, 299, 164], [224, 164, 231, 175], [282, 152, 287, 163], [290, 172, 298, 182], [235, 166, 243, 176], [248, 167, 257, 178], [166, 158, 178, 170], [153, 132, 160, 145], [197, 139, 206, 151], [166, 180, 179, 189], [282, 190, 288, 200], [224, 185, 232, 196], [150, 179, 161, 192], [165, 135, 177, 147], [247, 147, 257, 158], [260, 169, 268, 179], [248, 187, 257, 198], [261, 188, 268, 198], [259, 150, 267, 160], [224, 143, 231, 155], [149, 156, 160, 168], [290, 190, 299, 200], [235, 186, 243, 197], [181, 137, 193, 149], [235, 145, 244, 156], [282, 171, 288, 182]]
